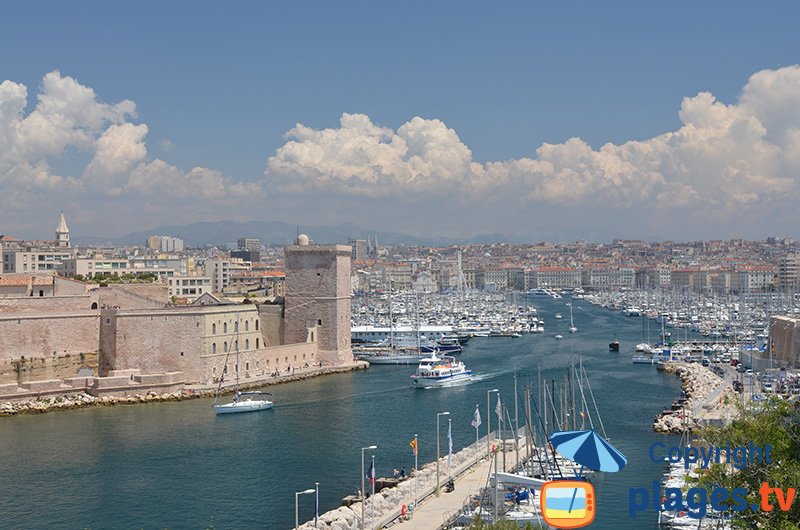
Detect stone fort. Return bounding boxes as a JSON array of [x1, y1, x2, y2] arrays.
[[0, 235, 354, 399]]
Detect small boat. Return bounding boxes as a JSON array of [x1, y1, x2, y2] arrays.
[[213, 313, 273, 415], [411, 353, 472, 388], [214, 391, 273, 414], [609, 340, 620, 352], [554, 334, 564, 340], [554, 313, 563, 319]]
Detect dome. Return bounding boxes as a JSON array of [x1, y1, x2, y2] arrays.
[[297, 233, 310, 246]]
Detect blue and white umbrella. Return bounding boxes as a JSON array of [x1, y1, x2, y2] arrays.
[[548, 430, 627, 473]]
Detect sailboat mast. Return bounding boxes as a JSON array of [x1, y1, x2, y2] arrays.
[[388, 282, 394, 350], [235, 312, 240, 390]]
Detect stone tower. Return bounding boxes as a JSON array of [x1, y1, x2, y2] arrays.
[[284, 235, 353, 366], [56, 210, 70, 248]]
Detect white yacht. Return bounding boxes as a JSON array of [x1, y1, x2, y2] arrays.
[[214, 391, 273, 414], [411, 353, 472, 388]]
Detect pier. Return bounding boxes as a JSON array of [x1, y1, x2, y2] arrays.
[[300, 429, 534, 530]]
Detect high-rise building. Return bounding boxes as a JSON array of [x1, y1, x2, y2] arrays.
[[348, 238, 368, 261]]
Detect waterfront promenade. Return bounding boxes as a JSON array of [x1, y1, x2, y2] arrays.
[[300, 432, 532, 530]]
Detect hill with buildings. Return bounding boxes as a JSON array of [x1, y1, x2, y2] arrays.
[[75, 220, 529, 247]]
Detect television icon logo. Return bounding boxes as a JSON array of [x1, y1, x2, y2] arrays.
[[540, 480, 596, 529]]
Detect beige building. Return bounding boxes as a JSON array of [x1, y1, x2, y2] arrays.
[[769, 315, 800, 368]]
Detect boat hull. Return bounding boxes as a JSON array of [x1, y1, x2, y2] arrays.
[[213, 400, 273, 414], [412, 371, 473, 388]]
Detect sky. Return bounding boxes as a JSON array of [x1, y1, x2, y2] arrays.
[[2, 1, 800, 242]]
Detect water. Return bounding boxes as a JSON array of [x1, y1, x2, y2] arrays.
[[0, 297, 681, 529]]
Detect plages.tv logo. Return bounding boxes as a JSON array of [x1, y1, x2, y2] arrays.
[[542, 430, 627, 529]]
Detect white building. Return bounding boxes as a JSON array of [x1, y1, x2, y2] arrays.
[[167, 276, 212, 299], [204, 258, 251, 292]]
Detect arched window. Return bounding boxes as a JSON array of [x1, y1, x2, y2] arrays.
[[212, 323, 216, 334], [224, 341, 228, 353], [245, 339, 249, 350], [235, 339, 239, 351], [256, 338, 260, 349], [255, 320, 259, 331], [245, 321, 249, 331], [223, 322, 227, 333], [91, 302, 98, 309], [212, 343, 217, 354], [234, 321, 239, 332]]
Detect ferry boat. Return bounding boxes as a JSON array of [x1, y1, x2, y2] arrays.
[[411, 353, 472, 388]]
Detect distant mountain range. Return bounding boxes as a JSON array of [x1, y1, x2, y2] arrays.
[[75, 220, 528, 247]]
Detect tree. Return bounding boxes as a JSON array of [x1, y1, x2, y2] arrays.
[[695, 398, 800, 529]]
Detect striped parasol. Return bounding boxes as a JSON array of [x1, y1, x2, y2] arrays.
[[548, 430, 627, 473]]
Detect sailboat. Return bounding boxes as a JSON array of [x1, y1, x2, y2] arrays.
[[568, 303, 577, 333], [213, 314, 273, 415]]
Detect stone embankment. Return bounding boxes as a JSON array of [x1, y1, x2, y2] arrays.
[[0, 362, 367, 417], [653, 362, 725, 434]]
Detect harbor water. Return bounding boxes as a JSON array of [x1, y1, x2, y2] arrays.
[[0, 297, 681, 529]]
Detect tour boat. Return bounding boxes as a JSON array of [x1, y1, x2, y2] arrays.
[[411, 353, 472, 388]]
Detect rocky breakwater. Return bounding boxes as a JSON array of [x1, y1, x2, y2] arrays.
[[653, 362, 724, 434], [0, 390, 190, 416]]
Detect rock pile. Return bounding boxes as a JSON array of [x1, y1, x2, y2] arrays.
[[0, 390, 191, 416], [653, 362, 724, 434]]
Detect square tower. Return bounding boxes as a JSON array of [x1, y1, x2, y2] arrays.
[[284, 238, 353, 366]]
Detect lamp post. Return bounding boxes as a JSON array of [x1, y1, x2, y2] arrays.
[[314, 482, 319, 528], [361, 445, 377, 530], [436, 411, 450, 497], [295, 488, 316, 530], [487, 388, 499, 456]]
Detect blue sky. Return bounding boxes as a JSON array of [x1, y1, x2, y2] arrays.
[[2, 2, 800, 241]]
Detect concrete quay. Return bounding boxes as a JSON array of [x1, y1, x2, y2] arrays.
[[297, 430, 531, 530]]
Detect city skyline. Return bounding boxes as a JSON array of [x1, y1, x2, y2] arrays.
[[3, 2, 800, 241]]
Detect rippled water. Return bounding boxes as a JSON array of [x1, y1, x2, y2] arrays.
[[0, 297, 681, 529]]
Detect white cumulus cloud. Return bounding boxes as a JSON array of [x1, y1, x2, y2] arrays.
[[265, 65, 800, 213], [0, 70, 263, 209]]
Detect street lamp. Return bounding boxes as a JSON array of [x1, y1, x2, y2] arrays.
[[295, 488, 316, 530], [361, 445, 377, 530], [487, 388, 499, 456], [436, 411, 450, 497]]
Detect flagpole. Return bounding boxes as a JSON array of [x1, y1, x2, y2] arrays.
[[448, 418, 452, 479], [474, 405, 479, 467], [413, 433, 418, 515], [370, 454, 375, 530]]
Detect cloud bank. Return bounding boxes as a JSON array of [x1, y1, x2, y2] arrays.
[[2, 66, 800, 239], [266, 65, 800, 216]]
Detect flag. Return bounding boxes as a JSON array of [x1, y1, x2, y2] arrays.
[[447, 420, 453, 468], [366, 460, 376, 485], [409, 437, 418, 456], [471, 405, 481, 429], [495, 394, 503, 423]]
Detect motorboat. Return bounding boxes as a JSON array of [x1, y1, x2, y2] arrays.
[[411, 353, 472, 388]]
